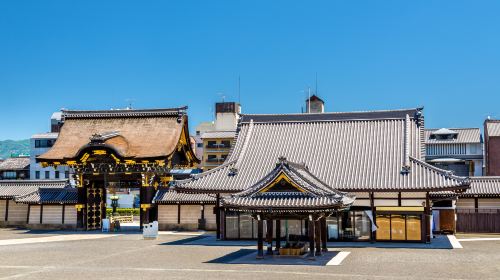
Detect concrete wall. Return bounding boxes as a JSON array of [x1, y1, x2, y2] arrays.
[[158, 204, 217, 231]]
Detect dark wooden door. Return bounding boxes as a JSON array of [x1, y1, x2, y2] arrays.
[[86, 188, 103, 230]]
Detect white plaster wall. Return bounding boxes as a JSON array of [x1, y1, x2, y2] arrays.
[[401, 199, 426, 207], [158, 205, 178, 224], [64, 206, 77, 225], [374, 199, 399, 207], [479, 199, 500, 209], [456, 198, 475, 209], [29, 205, 41, 224], [42, 206, 62, 224], [7, 202, 28, 222]]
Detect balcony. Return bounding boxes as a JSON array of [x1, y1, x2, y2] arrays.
[[205, 143, 231, 150]]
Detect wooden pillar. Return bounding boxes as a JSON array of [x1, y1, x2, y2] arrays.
[[370, 192, 375, 242], [26, 204, 31, 224], [266, 219, 274, 255], [177, 204, 181, 224], [275, 219, 281, 254], [474, 197, 479, 213], [62, 205, 66, 225], [425, 193, 431, 243], [77, 179, 86, 230], [257, 218, 264, 259], [5, 199, 9, 221], [321, 217, 328, 252], [40, 205, 44, 224], [216, 194, 221, 239], [315, 219, 322, 256], [308, 217, 316, 260]]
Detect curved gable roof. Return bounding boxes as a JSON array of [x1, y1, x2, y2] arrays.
[[38, 107, 191, 161], [175, 108, 469, 193]]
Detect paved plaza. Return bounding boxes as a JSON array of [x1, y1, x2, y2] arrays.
[[0, 229, 499, 280]]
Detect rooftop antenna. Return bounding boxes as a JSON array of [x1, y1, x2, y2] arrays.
[[238, 76, 241, 104], [315, 72, 318, 95], [217, 92, 226, 103], [308, 87, 311, 114], [125, 98, 135, 110]]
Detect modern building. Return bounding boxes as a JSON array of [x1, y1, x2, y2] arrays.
[[0, 156, 30, 180], [195, 102, 241, 170], [425, 128, 483, 177], [30, 133, 70, 180], [484, 119, 500, 176], [174, 108, 470, 243]]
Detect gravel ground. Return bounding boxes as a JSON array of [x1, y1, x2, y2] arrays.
[[0, 229, 499, 280]]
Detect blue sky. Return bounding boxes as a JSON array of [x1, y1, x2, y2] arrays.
[[1, 1, 499, 140]]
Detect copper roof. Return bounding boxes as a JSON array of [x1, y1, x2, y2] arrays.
[[14, 187, 77, 204], [175, 108, 469, 193], [0, 157, 30, 171], [221, 157, 354, 211], [0, 180, 69, 199], [38, 107, 191, 161], [425, 128, 482, 144]]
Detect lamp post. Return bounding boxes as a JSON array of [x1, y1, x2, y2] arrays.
[[110, 195, 119, 216]]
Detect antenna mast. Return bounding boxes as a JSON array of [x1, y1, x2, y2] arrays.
[[308, 87, 311, 114], [238, 76, 241, 104]]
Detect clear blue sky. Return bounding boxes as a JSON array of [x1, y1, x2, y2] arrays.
[[1, 1, 499, 140]]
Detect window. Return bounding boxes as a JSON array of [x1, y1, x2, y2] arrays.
[[2, 171, 17, 179], [376, 213, 422, 242], [45, 171, 50, 179], [197, 143, 203, 148], [35, 140, 41, 148], [207, 155, 217, 162], [206, 141, 216, 148], [221, 140, 231, 148], [55, 171, 60, 179], [65, 171, 69, 179], [35, 171, 40, 179], [35, 139, 55, 148]]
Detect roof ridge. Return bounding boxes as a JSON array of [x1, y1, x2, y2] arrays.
[[240, 107, 422, 117], [409, 157, 469, 182]]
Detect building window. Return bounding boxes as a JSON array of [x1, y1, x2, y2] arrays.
[[197, 143, 203, 148], [221, 140, 231, 148], [2, 171, 17, 179], [35, 139, 55, 148], [35, 171, 40, 179], [45, 171, 50, 179], [35, 140, 41, 148], [376, 213, 422, 242], [55, 171, 60, 179], [65, 171, 69, 179], [206, 141, 216, 148], [207, 155, 217, 162]]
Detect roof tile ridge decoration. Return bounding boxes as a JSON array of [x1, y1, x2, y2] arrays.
[[401, 114, 411, 174], [409, 156, 470, 183], [62, 106, 188, 119], [231, 119, 254, 175]]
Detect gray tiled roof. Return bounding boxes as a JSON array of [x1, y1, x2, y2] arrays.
[[425, 128, 482, 144], [460, 177, 500, 197], [485, 120, 500, 137], [153, 189, 216, 204], [0, 157, 30, 171], [222, 158, 354, 211], [0, 180, 69, 199], [15, 187, 77, 204], [175, 108, 469, 193]]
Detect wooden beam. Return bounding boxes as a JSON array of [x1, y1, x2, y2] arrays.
[[26, 204, 31, 224], [425, 192, 431, 243], [275, 220, 281, 254], [257, 219, 264, 259], [62, 205, 66, 225], [5, 199, 9, 221], [40, 205, 43, 224], [216, 194, 221, 239], [370, 192, 375, 242], [177, 204, 181, 224], [321, 217, 328, 252], [308, 218, 316, 260], [266, 220, 273, 255], [315, 219, 322, 256]]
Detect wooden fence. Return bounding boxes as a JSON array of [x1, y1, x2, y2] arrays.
[[456, 209, 500, 233]]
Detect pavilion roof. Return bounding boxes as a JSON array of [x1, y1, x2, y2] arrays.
[[221, 157, 355, 212], [175, 108, 470, 193]]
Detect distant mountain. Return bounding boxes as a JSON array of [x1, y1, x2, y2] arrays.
[[0, 139, 30, 159]]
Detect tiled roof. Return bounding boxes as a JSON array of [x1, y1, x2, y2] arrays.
[[201, 131, 236, 139], [15, 187, 77, 204], [221, 158, 354, 211], [0, 157, 30, 171], [425, 128, 482, 144], [0, 180, 69, 199], [38, 107, 197, 161], [153, 188, 216, 204], [485, 120, 500, 137], [175, 108, 469, 193], [459, 177, 500, 198]]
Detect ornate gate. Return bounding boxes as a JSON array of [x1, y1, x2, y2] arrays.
[[86, 188, 104, 230]]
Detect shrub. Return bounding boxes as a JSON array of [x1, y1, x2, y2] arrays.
[[106, 208, 140, 216]]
